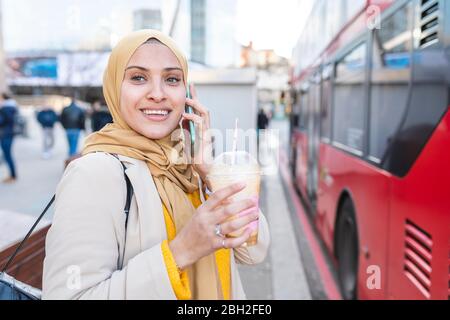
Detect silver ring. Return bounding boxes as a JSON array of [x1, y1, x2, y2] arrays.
[[214, 224, 225, 238]]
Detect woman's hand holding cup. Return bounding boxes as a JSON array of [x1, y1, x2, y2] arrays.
[[168, 182, 259, 270]]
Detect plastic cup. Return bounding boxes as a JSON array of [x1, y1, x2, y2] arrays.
[[207, 151, 261, 246]]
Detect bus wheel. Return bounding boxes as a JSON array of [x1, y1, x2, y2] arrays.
[[335, 198, 359, 300]]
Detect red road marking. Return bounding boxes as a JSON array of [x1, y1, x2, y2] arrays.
[[279, 150, 342, 300]]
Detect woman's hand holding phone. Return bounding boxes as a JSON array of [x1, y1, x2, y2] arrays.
[[181, 83, 213, 187], [184, 85, 196, 156]]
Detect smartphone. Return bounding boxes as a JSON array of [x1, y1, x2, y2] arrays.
[[185, 84, 196, 157]]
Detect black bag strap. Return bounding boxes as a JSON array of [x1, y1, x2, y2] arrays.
[[123, 163, 133, 230], [112, 154, 134, 231], [1, 195, 55, 273], [1, 154, 134, 273], [112, 154, 134, 269]]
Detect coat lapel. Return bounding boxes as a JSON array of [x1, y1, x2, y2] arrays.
[[118, 155, 167, 250]]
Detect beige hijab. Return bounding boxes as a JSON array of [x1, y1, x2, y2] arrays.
[[82, 29, 223, 299]]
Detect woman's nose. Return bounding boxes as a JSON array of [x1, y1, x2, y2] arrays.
[[146, 82, 165, 102]]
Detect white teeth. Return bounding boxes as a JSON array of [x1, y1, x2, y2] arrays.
[[142, 109, 169, 116]]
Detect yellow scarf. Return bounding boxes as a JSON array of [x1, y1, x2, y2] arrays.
[[82, 29, 224, 299]]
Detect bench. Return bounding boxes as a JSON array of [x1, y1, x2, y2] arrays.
[[0, 211, 51, 290]]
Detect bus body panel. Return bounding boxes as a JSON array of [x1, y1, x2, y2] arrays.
[[388, 109, 450, 300], [317, 143, 391, 299], [293, 128, 309, 199], [316, 143, 336, 250]]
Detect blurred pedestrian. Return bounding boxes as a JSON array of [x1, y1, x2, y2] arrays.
[[0, 93, 18, 183], [60, 98, 85, 157], [257, 108, 269, 152], [37, 107, 58, 159], [90, 100, 113, 132], [257, 108, 270, 131]]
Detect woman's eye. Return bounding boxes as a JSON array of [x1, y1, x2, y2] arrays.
[[166, 77, 180, 84], [131, 75, 146, 82]]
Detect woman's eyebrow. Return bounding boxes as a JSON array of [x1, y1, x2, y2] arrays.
[[163, 67, 183, 72], [125, 65, 148, 71], [125, 66, 182, 72]]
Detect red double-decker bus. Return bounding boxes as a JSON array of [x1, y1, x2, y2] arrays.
[[289, 0, 449, 299]]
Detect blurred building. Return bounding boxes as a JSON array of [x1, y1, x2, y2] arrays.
[[189, 67, 258, 154], [133, 9, 162, 30], [1, 0, 240, 67], [241, 41, 289, 69], [240, 42, 289, 117], [1, 0, 242, 101], [190, 0, 206, 64]]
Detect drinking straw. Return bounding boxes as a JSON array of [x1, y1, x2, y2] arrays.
[[232, 118, 239, 165]]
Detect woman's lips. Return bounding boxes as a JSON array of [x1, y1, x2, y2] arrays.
[[140, 109, 171, 122]]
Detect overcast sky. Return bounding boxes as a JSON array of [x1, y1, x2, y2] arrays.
[[236, 0, 314, 58], [1, 0, 315, 59]]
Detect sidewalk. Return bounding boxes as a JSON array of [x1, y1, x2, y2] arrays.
[[238, 120, 311, 299], [238, 172, 312, 300]]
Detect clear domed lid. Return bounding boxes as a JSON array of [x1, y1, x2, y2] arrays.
[[208, 151, 260, 176]]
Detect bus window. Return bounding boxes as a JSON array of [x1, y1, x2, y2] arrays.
[[381, 0, 449, 177], [299, 89, 309, 131], [369, 2, 413, 163], [333, 42, 366, 154], [321, 65, 333, 141], [290, 90, 300, 131]]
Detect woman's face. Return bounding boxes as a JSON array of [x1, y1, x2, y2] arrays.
[[120, 43, 186, 140]]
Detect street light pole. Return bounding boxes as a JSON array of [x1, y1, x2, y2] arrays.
[[169, 0, 181, 37]]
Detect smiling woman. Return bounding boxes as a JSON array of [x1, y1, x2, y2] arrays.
[[120, 39, 186, 139], [41, 29, 270, 300]]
